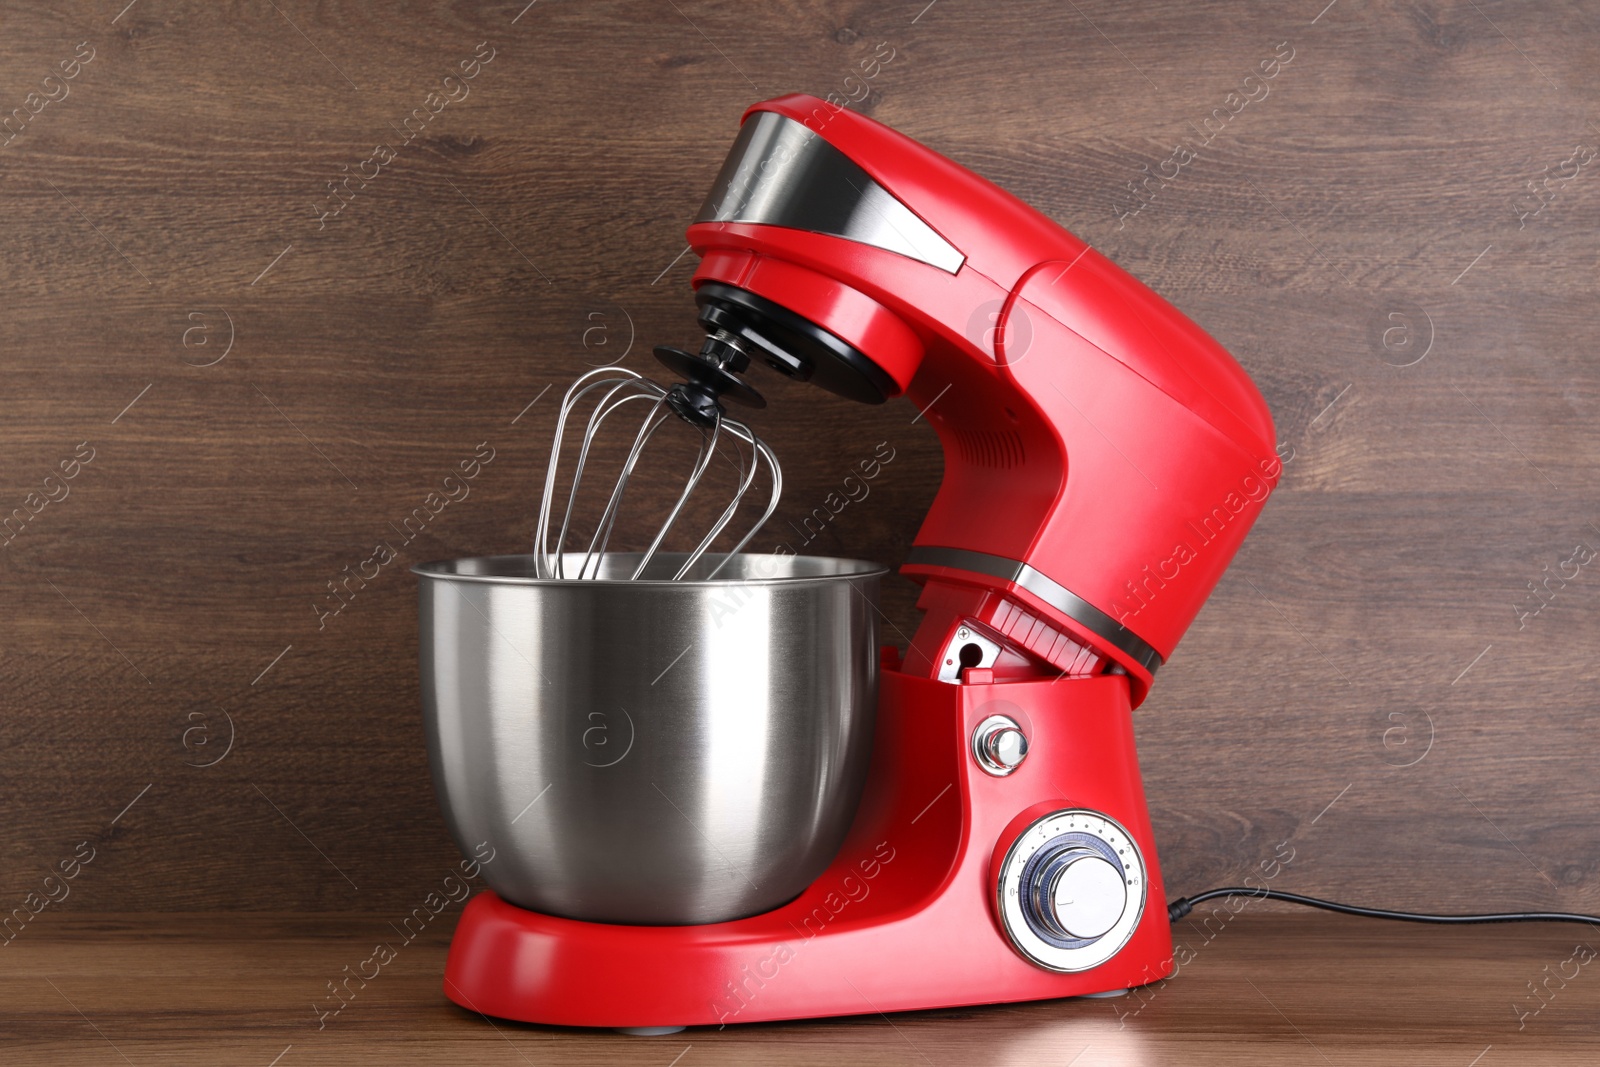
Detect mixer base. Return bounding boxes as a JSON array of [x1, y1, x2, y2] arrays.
[[442, 669, 1174, 1027]]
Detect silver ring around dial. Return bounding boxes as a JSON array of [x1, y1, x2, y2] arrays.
[[995, 808, 1147, 972]]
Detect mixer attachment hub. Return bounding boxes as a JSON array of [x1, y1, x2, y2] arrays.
[[695, 281, 899, 405], [653, 333, 765, 429]]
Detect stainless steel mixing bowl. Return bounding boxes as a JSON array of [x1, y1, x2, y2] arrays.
[[413, 552, 885, 925]]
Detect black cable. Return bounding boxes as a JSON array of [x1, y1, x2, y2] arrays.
[[1167, 887, 1600, 929]]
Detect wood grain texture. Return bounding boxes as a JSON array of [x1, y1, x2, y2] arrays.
[[6, 912, 1600, 1063], [0, 0, 1597, 957]]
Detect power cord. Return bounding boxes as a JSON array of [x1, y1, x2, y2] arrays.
[[1168, 887, 1600, 929]]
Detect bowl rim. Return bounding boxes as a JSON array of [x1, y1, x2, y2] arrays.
[[411, 551, 890, 587]]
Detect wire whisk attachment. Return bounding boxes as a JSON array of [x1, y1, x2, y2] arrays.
[[535, 366, 781, 581]]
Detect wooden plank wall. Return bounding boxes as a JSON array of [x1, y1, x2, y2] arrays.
[[1, 0, 1595, 916]]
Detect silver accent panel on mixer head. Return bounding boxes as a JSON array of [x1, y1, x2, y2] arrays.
[[696, 111, 966, 274]]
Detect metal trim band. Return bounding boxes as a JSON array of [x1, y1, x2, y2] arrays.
[[696, 111, 966, 274], [903, 546, 1164, 675]]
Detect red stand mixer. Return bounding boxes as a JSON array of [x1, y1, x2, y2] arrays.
[[438, 94, 1280, 1027]]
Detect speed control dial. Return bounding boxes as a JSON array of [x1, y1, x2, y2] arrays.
[[996, 809, 1146, 972], [1027, 846, 1125, 940]]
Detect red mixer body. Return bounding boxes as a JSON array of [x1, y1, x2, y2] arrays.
[[443, 95, 1277, 1026], [447, 661, 1173, 1026]]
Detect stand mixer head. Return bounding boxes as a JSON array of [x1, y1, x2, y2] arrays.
[[648, 94, 1281, 702]]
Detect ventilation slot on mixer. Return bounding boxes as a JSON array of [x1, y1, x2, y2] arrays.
[[985, 599, 1102, 677], [954, 428, 1025, 469]]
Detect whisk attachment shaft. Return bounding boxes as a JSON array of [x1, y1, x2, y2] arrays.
[[535, 365, 781, 581]]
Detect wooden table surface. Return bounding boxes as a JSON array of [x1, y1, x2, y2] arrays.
[[7, 911, 1598, 1065]]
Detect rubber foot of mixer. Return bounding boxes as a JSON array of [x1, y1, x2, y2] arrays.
[[1078, 988, 1129, 999], [615, 1025, 688, 1036]]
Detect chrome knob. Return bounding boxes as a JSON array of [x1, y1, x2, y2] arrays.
[[972, 715, 1029, 776], [1029, 850, 1127, 940]]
